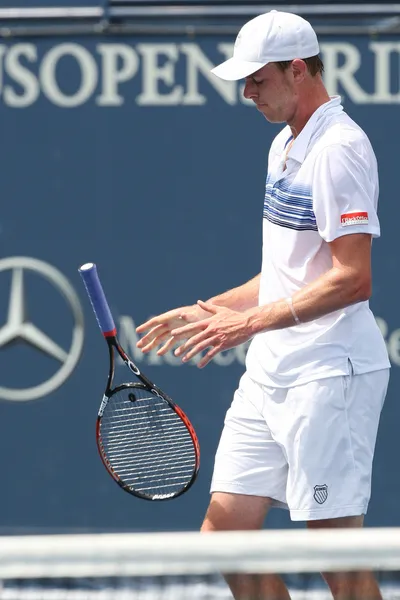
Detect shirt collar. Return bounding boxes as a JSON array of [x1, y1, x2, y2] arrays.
[[287, 96, 343, 165]]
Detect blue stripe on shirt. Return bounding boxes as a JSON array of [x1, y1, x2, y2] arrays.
[[264, 175, 317, 231]]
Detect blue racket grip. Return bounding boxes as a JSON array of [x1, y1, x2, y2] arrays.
[[79, 263, 116, 336]]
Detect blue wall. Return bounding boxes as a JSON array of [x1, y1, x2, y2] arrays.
[[0, 34, 399, 532]]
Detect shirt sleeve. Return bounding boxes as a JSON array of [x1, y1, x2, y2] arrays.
[[312, 142, 380, 243]]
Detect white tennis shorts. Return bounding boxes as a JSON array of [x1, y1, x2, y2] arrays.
[[211, 367, 389, 521]]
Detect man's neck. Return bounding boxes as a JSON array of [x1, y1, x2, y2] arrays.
[[288, 83, 331, 138]]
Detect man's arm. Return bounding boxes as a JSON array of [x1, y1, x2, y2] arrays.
[[247, 233, 371, 334], [171, 233, 372, 367]]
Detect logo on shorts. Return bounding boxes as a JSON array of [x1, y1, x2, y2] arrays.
[[340, 211, 368, 226], [313, 484, 328, 504]]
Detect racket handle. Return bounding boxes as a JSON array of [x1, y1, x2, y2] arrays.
[[79, 263, 116, 336]]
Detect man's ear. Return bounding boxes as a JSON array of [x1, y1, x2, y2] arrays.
[[291, 59, 307, 82]]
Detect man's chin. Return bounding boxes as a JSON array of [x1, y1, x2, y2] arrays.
[[255, 105, 284, 123], [261, 112, 286, 124]]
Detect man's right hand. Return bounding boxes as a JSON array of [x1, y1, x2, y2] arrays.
[[136, 304, 210, 355]]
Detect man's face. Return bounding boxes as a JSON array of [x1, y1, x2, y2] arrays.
[[243, 63, 298, 123]]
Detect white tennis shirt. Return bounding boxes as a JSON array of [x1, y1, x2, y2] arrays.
[[246, 96, 390, 388]]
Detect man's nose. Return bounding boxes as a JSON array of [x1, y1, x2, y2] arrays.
[[243, 79, 257, 100]]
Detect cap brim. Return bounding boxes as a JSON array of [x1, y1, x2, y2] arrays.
[[211, 57, 267, 81]]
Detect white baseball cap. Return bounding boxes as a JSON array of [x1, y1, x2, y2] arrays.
[[211, 10, 320, 81]]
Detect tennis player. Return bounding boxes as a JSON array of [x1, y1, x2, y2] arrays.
[[136, 10, 390, 599]]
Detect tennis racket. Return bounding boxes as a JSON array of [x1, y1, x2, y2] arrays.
[[79, 262, 200, 501]]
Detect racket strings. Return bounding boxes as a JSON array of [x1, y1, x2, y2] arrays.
[[99, 387, 196, 498]]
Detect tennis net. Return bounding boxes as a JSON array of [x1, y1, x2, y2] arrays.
[[1, 528, 400, 599]]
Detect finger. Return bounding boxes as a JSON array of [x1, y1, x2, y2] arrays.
[[137, 324, 168, 348], [140, 331, 172, 354], [198, 346, 221, 369], [181, 336, 221, 363], [136, 318, 163, 334], [156, 336, 177, 356], [197, 300, 218, 314], [171, 321, 208, 337], [174, 329, 212, 357], [166, 330, 194, 344], [136, 314, 173, 334]]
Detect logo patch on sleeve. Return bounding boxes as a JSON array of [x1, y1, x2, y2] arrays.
[[340, 211, 369, 226]]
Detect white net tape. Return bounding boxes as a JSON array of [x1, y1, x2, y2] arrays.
[[1, 528, 400, 599]]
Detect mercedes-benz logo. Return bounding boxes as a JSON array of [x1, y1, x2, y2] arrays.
[[0, 257, 84, 402]]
